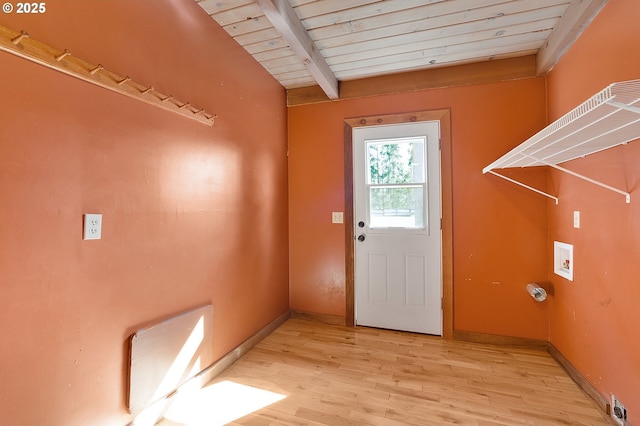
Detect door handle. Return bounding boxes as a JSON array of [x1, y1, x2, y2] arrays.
[[357, 234, 366, 242]]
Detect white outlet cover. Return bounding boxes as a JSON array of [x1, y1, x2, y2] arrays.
[[83, 214, 103, 240], [332, 212, 344, 224]]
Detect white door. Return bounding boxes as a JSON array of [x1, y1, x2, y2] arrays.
[[354, 121, 442, 335]]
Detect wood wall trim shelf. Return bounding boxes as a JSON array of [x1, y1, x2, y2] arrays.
[[0, 24, 216, 126], [484, 79, 640, 203], [287, 55, 538, 106]]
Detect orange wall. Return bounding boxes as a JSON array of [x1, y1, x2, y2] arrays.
[[0, 1, 288, 424], [288, 78, 550, 339], [546, 0, 640, 422]]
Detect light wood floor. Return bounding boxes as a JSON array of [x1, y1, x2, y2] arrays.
[[164, 318, 611, 426]]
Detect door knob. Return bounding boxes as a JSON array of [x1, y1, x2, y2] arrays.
[[357, 234, 366, 242]]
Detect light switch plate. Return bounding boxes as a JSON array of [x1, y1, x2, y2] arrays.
[[573, 211, 580, 228], [332, 212, 343, 224], [83, 214, 102, 240]]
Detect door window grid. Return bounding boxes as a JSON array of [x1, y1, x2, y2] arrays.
[[366, 137, 427, 229]]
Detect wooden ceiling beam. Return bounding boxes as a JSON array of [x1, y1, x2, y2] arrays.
[[536, 0, 608, 75], [256, 0, 339, 99]]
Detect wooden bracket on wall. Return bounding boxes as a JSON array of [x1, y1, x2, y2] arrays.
[[0, 24, 216, 126]]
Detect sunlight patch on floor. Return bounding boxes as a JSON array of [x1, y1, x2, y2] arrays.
[[160, 380, 287, 426]]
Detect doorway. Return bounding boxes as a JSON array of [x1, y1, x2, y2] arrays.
[[353, 122, 441, 334], [343, 110, 453, 338]]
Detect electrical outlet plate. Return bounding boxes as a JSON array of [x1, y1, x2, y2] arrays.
[[332, 212, 343, 224], [83, 213, 102, 240], [611, 394, 627, 426]]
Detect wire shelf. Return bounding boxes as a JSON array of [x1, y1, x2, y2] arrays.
[[484, 80, 640, 172], [483, 80, 640, 203]]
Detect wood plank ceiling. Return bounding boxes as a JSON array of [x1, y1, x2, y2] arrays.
[[195, 0, 607, 100]]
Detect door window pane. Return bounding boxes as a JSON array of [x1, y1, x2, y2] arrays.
[[370, 186, 424, 228], [367, 139, 425, 184]]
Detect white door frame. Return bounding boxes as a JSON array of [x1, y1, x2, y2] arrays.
[[343, 110, 453, 339]]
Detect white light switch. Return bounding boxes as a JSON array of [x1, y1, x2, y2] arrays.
[[573, 211, 580, 228], [332, 212, 343, 224], [84, 214, 103, 240]]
